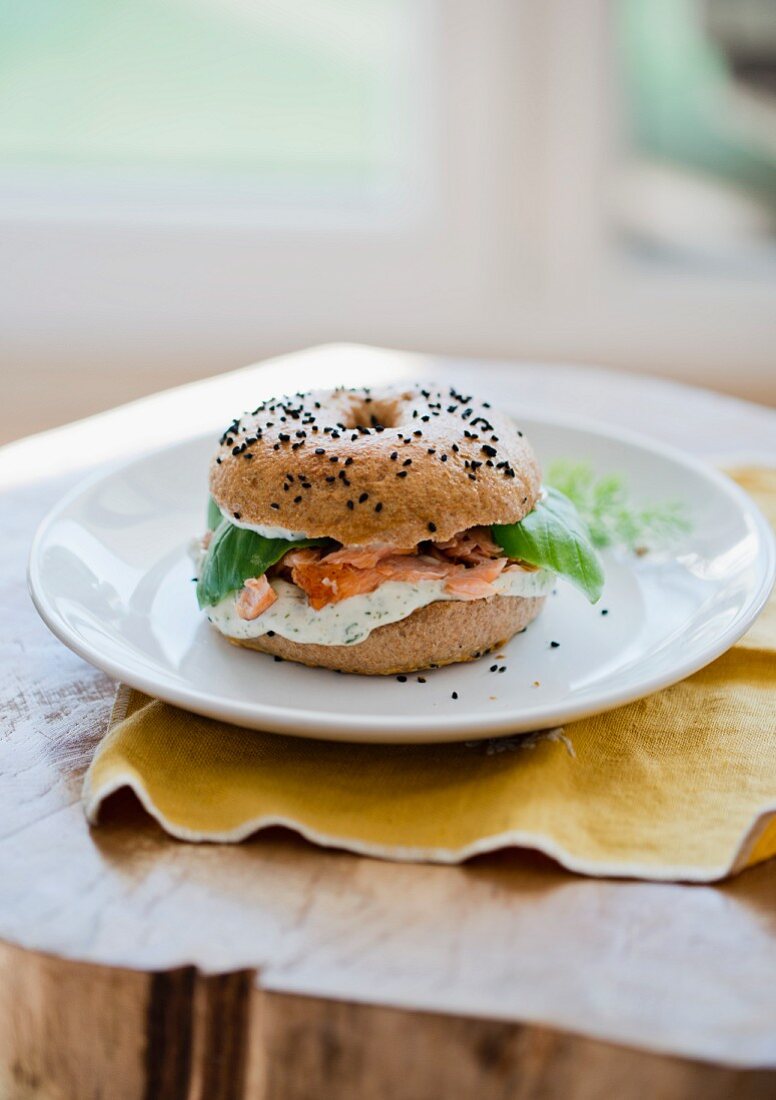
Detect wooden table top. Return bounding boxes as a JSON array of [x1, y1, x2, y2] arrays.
[[3, 346, 776, 1098]]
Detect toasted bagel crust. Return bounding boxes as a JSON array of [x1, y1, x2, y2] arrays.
[[209, 384, 541, 547], [226, 593, 545, 675]]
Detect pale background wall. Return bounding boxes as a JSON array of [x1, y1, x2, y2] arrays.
[[2, 0, 775, 443]]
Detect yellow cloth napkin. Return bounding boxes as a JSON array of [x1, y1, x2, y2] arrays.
[[84, 467, 776, 882]]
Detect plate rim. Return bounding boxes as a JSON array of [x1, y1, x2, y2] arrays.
[[28, 409, 776, 743]]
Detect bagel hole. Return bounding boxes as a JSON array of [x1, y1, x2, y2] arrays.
[[343, 395, 403, 431]]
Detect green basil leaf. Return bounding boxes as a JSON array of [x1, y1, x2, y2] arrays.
[[207, 496, 222, 531], [197, 522, 330, 608], [492, 487, 604, 603]]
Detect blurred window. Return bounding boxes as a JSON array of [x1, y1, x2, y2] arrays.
[[613, 0, 776, 266], [0, 0, 418, 211]]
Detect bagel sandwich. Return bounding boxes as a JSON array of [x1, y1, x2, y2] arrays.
[[195, 384, 603, 675]]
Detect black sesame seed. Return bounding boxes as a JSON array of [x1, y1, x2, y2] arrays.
[[325, 476, 336, 483], [270, 503, 280, 510], [481, 444, 497, 458], [490, 664, 498, 672], [550, 641, 560, 648], [347, 500, 354, 510], [375, 502, 383, 512], [273, 656, 284, 662], [359, 492, 369, 503], [452, 691, 458, 699], [233, 511, 241, 519], [417, 676, 426, 683], [427, 448, 436, 455], [428, 522, 437, 533], [396, 675, 407, 682], [345, 457, 354, 466], [397, 471, 408, 478], [267, 630, 275, 637], [390, 452, 398, 461], [601, 608, 609, 616], [498, 666, 506, 673], [402, 458, 412, 467], [315, 448, 325, 455], [329, 456, 339, 463], [294, 495, 302, 503], [440, 454, 448, 462]]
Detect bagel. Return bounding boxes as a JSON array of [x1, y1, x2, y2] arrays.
[[209, 384, 541, 547], [198, 383, 552, 675]]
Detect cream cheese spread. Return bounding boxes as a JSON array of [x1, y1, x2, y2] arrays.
[[207, 568, 553, 647], [217, 506, 310, 542]]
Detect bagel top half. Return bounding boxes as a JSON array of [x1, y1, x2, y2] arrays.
[[209, 384, 541, 547]]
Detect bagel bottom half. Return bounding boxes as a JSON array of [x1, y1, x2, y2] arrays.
[[226, 594, 546, 675]]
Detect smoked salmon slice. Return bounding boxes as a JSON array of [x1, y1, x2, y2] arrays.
[[235, 575, 278, 620], [442, 557, 507, 600], [282, 534, 512, 611], [317, 542, 415, 569], [433, 526, 503, 564]]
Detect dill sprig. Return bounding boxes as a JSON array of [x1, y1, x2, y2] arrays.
[[546, 460, 690, 552]]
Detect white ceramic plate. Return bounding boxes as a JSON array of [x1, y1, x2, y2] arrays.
[[29, 413, 774, 743]]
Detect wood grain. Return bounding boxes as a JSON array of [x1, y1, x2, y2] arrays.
[[1, 939, 775, 1100], [3, 348, 776, 1096], [254, 994, 776, 1100]]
